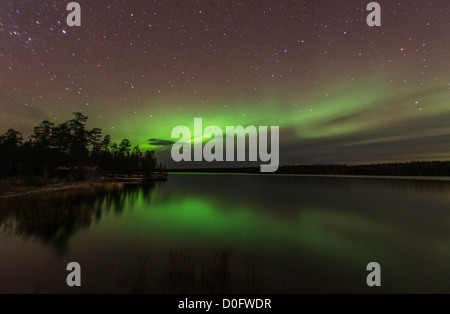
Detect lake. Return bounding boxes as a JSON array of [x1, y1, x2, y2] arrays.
[[1, 173, 450, 293]]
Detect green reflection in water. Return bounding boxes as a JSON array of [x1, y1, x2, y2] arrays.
[[112, 190, 398, 268], [4, 176, 450, 292]]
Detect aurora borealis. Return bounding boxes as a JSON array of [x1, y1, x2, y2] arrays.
[[1, 0, 449, 167]]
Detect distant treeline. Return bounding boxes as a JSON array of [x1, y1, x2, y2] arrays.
[[278, 162, 450, 176], [168, 161, 450, 177], [0, 112, 163, 179]]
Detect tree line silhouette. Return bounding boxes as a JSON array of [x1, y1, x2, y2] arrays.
[[169, 161, 450, 177], [0, 112, 162, 179], [2, 112, 449, 179], [276, 162, 450, 176]]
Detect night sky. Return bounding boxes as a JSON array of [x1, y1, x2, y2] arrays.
[[1, 0, 449, 166]]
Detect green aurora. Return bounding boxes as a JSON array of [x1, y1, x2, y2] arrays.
[[1, 1, 450, 165]]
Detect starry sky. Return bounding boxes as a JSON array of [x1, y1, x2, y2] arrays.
[[1, 0, 450, 167]]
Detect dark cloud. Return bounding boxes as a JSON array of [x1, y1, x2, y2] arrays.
[[148, 139, 176, 146]]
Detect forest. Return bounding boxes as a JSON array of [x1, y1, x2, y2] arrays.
[[0, 112, 162, 180], [2, 112, 449, 180], [169, 161, 450, 177]]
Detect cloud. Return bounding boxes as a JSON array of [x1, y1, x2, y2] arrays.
[[148, 138, 176, 146]]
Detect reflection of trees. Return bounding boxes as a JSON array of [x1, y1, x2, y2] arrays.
[[0, 182, 162, 255], [102, 182, 162, 214]]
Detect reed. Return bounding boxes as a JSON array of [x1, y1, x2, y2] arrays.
[[160, 247, 231, 294]]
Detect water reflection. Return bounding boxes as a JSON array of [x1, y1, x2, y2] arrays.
[[0, 182, 162, 255], [2, 175, 450, 293]]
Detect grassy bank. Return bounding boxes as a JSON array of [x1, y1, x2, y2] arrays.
[[0, 177, 123, 198]]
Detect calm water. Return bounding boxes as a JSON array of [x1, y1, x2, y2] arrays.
[[2, 174, 450, 293]]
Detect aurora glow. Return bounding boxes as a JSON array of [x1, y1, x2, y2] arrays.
[[1, 1, 449, 166]]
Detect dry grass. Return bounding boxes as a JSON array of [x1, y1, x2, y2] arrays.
[[0, 177, 45, 195], [0, 179, 123, 198], [160, 247, 232, 294], [130, 255, 150, 294]]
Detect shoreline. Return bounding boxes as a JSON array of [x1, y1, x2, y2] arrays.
[[169, 172, 450, 181], [2, 172, 450, 199], [0, 181, 123, 199]]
